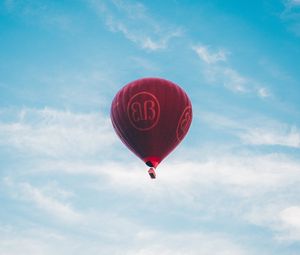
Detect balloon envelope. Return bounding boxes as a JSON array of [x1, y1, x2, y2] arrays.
[[111, 77, 192, 169]]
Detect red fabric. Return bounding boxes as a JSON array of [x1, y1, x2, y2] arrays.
[[111, 78, 192, 168]]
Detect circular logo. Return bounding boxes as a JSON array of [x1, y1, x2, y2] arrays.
[[127, 92, 160, 131], [176, 106, 192, 141]]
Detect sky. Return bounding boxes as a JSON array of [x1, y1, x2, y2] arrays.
[[0, 0, 300, 254]]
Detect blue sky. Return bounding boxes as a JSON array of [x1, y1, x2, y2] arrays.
[[1, 0, 300, 254]]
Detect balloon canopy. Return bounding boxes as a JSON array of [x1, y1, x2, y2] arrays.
[[110, 77, 192, 178]]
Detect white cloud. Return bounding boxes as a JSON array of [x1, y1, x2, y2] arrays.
[[4, 178, 82, 223], [0, 224, 251, 255], [201, 112, 300, 148], [193, 44, 270, 97], [32, 152, 300, 201], [7, 144, 298, 244], [222, 68, 248, 93], [0, 234, 58, 255], [2, 169, 258, 254], [6, 150, 299, 244], [244, 204, 300, 242], [280, 206, 300, 229], [125, 231, 250, 255], [277, 206, 300, 241], [2, 120, 300, 245], [0, 107, 116, 158], [193, 45, 229, 64], [240, 125, 300, 148], [91, 0, 182, 50], [201, 65, 249, 93]]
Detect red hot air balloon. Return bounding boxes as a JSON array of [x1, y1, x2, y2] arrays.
[[111, 78, 192, 179]]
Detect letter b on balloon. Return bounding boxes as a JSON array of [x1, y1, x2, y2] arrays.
[[127, 92, 160, 131]]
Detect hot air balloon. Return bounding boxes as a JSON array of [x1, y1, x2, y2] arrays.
[[110, 77, 192, 179]]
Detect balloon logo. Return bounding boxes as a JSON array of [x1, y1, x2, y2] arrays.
[[111, 77, 192, 179], [127, 92, 160, 131], [177, 106, 192, 141]]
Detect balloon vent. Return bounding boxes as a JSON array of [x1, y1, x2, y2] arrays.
[[148, 168, 156, 179]]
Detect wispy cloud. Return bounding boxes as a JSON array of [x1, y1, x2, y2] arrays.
[[193, 45, 229, 64], [222, 67, 249, 93], [0, 222, 252, 255], [193, 44, 271, 98], [201, 112, 300, 148], [0, 107, 116, 158], [122, 231, 251, 255], [4, 178, 82, 223], [240, 125, 300, 148], [244, 202, 300, 242], [0, 227, 63, 255], [90, 0, 183, 50], [32, 152, 300, 200]]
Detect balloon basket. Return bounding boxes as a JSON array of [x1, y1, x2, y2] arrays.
[[148, 168, 156, 179]]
